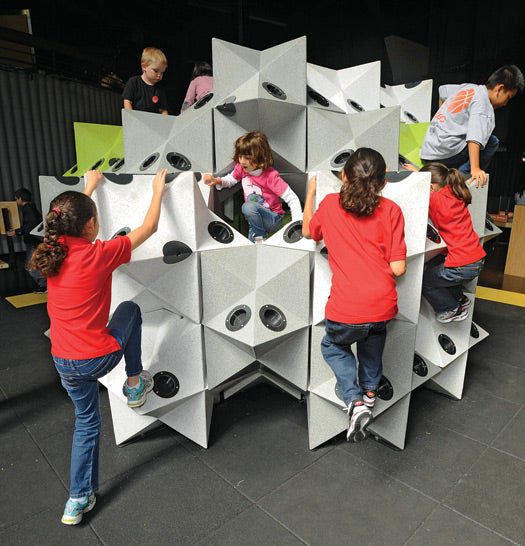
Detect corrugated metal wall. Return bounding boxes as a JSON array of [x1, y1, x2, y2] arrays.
[[0, 67, 121, 253]]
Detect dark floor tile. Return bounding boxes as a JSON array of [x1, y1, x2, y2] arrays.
[[0, 387, 25, 438], [0, 427, 66, 529], [0, 505, 100, 545], [186, 384, 332, 501], [197, 506, 303, 546], [342, 416, 486, 501], [409, 387, 519, 445], [90, 446, 251, 545], [258, 448, 437, 546], [468, 332, 525, 371], [0, 299, 50, 372], [445, 448, 525, 545], [39, 412, 183, 489], [492, 406, 525, 460], [463, 353, 525, 404], [406, 505, 514, 546]]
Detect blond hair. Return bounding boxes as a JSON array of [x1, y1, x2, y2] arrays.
[[141, 47, 167, 67]]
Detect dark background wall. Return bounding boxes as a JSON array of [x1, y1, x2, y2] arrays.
[[1, 0, 524, 204]]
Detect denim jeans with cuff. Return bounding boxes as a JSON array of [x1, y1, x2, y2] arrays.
[[241, 200, 283, 242]]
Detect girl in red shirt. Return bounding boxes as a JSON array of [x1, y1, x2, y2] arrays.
[[30, 169, 167, 525], [420, 163, 486, 323], [302, 148, 407, 443]]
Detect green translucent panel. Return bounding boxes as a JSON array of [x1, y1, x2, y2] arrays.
[[62, 123, 124, 177], [399, 122, 429, 168]]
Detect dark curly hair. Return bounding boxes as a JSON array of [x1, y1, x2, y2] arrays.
[[29, 191, 97, 277], [339, 148, 386, 216]]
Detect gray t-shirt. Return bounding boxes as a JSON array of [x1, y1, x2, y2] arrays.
[[420, 84, 495, 160]]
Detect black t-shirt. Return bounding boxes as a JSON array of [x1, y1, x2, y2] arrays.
[[16, 202, 43, 246], [122, 76, 168, 114]]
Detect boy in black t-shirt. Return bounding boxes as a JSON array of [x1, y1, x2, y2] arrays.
[[122, 47, 169, 115], [6, 188, 47, 292]]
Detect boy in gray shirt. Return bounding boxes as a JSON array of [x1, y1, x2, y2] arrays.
[[420, 65, 523, 186]]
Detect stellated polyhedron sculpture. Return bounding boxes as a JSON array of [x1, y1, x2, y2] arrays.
[[380, 79, 433, 124]]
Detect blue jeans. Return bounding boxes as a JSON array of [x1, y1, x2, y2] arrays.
[[241, 201, 283, 242], [422, 254, 485, 312], [53, 301, 143, 498], [425, 134, 499, 177], [321, 319, 387, 405]]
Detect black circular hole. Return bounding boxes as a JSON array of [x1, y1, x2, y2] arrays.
[[108, 157, 119, 166], [90, 158, 105, 170], [347, 99, 364, 112], [413, 354, 428, 377], [485, 218, 494, 231], [225, 305, 252, 331], [70, 165, 78, 174], [259, 305, 287, 332], [208, 221, 234, 244], [377, 376, 394, 401], [194, 172, 202, 182], [162, 240, 193, 264], [140, 153, 159, 171], [111, 227, 130, 239], [404, 111, 419, 123], [111, 158, 125, 172], [438, 334, 456, 355], [153, 371, 180, 398], [166, 152, 192, 171], [194, 92, 214, 109], [283, 221, 303, 244], [404, 81, 422, 89], [426, 224, 441, 244], [470, 323, 480, 339], [330, 149, 354, 168], [262, 81, 287, 100], [307, 87, 330, 107], [217, 96, 236, 116], [320, 246, 329, 259], [386, 171, 412, 182], [57, 176, 80, 185]]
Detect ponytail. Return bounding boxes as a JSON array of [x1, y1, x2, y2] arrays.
[[29, 191, 97, 277], [339, 148, 386, 216], [420, 163, 471, 205]]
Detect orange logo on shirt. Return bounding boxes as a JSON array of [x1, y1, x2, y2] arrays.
[[447, 88, 475, 114]]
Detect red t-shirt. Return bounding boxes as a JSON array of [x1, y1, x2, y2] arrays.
[[47, 235, 132, 359], [310, 194, 406, 324], [429, 185, 486, 267]]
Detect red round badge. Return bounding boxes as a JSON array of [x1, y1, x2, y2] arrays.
[[152, 95, 159, 104]]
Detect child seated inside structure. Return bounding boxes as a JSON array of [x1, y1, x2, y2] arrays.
[[204, 131, 303, 242]]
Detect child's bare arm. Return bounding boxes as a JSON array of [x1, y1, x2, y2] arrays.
[[467, 141, 488, 187], [302, 176, 316, 239], [123, 99, 133, 110], [83, 170, 104, 197], [127, 169, 167, 250]]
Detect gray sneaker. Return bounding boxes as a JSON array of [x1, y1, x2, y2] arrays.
[[436, 306, 468, 323], [123, 370, 153, 408], [344, 401, 372, 442]]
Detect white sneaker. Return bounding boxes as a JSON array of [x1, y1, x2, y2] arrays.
[[344, 401, 372, 442], [436, 306, 468, 323]]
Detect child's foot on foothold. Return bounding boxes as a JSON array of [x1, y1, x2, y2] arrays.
[[344, 400, 372, 442], [436, 306, 468, 323], [362, 390, 377, 408], [458, 294, 471, 311], [61, 493, 96, 525], [124, 370, 153, 408]]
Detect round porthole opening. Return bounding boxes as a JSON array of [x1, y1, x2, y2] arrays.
[[259, 305, 287, 332], [111, 158, 125, 172], [320, 246, 329, 259], [347, 99, 364, 112], [140, 153, 159, 171], [90, 158, 105, 170], [470, 323, 480, 339], [162, 241, 193, 264], [153, 371, 180, 398], [377, 376, 394, 400], [283, 221, 303, 244], [485, 218, 494, 231], [166, 152, 191, 171], [217, 96, 236, 116], [330, 149, 354, 169], [307, 87, 329, 107], [413, 354, 428, 377], [194, 92, 214, 109], [262, 82, 287, 100], [404, 81, 422, 89], [226, 305, 251, 331], [404, 111, 419, 123], [438, 334, 456, 355], [208, 221, 234, 244], [111, 227, 130, 239], [386, 171, 412, 182], [70, 164, 78, 174], [427, 224, 441, 244]]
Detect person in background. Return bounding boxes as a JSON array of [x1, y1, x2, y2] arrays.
[[180, 61, 213, 113]]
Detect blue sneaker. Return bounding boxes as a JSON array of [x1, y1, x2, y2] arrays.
[[123, 370, 153, 408], [61, 493, 96, 525]]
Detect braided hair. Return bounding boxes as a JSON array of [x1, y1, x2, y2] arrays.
[[29, 191, 97, 276], [339, 148, 386, 216]]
